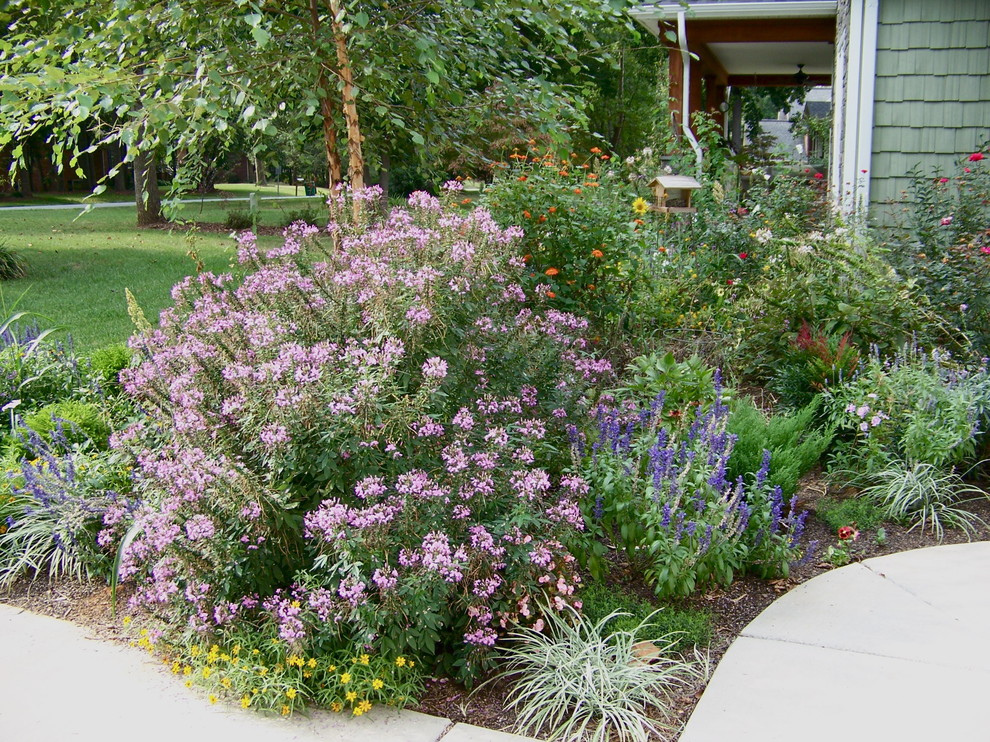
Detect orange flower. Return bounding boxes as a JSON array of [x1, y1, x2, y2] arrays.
[[523, 254, 532, 263], [455, 175, 464, 181], [517, 175, 528, 182], [587, 173, 598, 180], [591, 249, 604, 258], [559, 170, 569, 176], [573, 188, 582, 194], [590, 147, 602, 154], [634, 218, 645, 225], [657, 246, 667, 253], [538, 214, 547, 223], [584, 182, 600, 187], [566, 280, 576, 285], [587, 284, 595, 290], [460, 198, 471, 205], [546, 291, 556, 299], [522, 210, 531, 219], [545, 267, 559, 276], [548, 206, 557, 214], [601, 154, 610, 160]]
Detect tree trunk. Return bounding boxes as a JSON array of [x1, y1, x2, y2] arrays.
[[133, 149, 163, 226], [380, 150, 391, 199], [17, 158, 32, 199], [329, 0, 365, 219], [310, 0, 343, 190], [254, 154, 268, 186]]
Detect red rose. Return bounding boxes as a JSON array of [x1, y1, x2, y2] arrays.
[[969, 152, 985, 162], [814, 172, 824, 180]]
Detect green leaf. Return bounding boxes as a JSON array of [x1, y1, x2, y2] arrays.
[[426, 70, 440, 85], [410, 131, 424, 145], [251, 26, 270, 47]]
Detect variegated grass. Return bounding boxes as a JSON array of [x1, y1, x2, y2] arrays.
[[492, 606, 707, 742]]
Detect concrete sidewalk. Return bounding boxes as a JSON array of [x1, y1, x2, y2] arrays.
[[4, 543, 987, 741], [0, 603, 528, 742], [679, 541, 990, 742]]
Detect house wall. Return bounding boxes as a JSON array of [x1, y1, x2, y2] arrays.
[[870, 0, 990, 220]]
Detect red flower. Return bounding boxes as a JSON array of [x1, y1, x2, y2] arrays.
[[814, 172, 824, 180], [964, 167, 972, 173], [591, 249, 604, 258], [939, 177, 950, 184], [548, 206, 557, 214], [738, 252, 748, 259], [726, 278, 734, 286], [969, 152, 985, 162], [837, 526, 859, 541]]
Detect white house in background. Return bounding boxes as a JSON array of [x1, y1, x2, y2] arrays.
[[629, 0, 990, 221]]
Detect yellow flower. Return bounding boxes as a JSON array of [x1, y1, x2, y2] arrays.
[[221, 677, 232, 689], [340, 672, 351, 684], [208, 694, 219, 705], [202, 667, 213, 679], [281, 705, 290, 716], [183, 666, 192, 676], [395, 657, 406, 667], [372, 679, 384, 690], [359, 654, 370, 666], [353, 707, 365, 717], [307, 658, 317, 669], [232, 644, 241, 655], [122, 616, 132, 626], [184, 680, 193, 689], [240, 696, 251, 709], [286, 688, 297, 700], [632, 197, 650, 215], [328, 664, 337, 672], [358, 700, 373, 714], [408, 661, 415, 668], [171, 661, 181, 675], [190, 645, 201, 657], [345, 690, 357, 702], [331, 702, 343, 713]]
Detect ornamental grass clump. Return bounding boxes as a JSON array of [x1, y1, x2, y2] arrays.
[[496, 605, 704, 742], [576, 372, 810, 597], [115, 187, 613, 683]]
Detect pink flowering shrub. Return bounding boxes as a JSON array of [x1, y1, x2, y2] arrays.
[[116, 190, 612, 681]]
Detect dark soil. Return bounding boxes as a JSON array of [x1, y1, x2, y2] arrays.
[[4, 474, 989, 740]]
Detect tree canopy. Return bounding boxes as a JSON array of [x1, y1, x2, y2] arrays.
[[0, 0, 640, 220]]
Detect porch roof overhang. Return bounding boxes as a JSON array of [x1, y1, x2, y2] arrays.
[[630, 2, 838, 85]]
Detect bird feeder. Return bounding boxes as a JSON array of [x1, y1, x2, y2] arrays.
[[648, 175, 702, 214]]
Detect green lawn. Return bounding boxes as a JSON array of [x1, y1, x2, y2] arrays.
[[0, 202, 294, 353], [0, 182, 328, 209]]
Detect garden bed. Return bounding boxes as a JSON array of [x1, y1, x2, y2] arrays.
[[5, 481, 987, 740]]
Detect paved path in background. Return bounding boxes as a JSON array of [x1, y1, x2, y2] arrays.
[[0, 194, 323, 211], [3, 542, 988, 741], [679, 541, 990, 742]]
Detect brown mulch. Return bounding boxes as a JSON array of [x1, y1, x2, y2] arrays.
[[3, 474, 989, 740]]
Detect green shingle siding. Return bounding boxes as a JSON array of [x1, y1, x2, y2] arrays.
[[869, 0, 990, 216]]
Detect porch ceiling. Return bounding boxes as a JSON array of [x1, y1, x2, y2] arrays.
[[707, 41, 834, 76]]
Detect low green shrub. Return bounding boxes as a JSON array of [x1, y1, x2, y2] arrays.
[[22, 401, 110, 449], [89, 344, 134, 387], [579, 580, 711, 650], [224, 209, 254, 230], [816, 496, 888, 534], [727, 397, 832, 496]]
